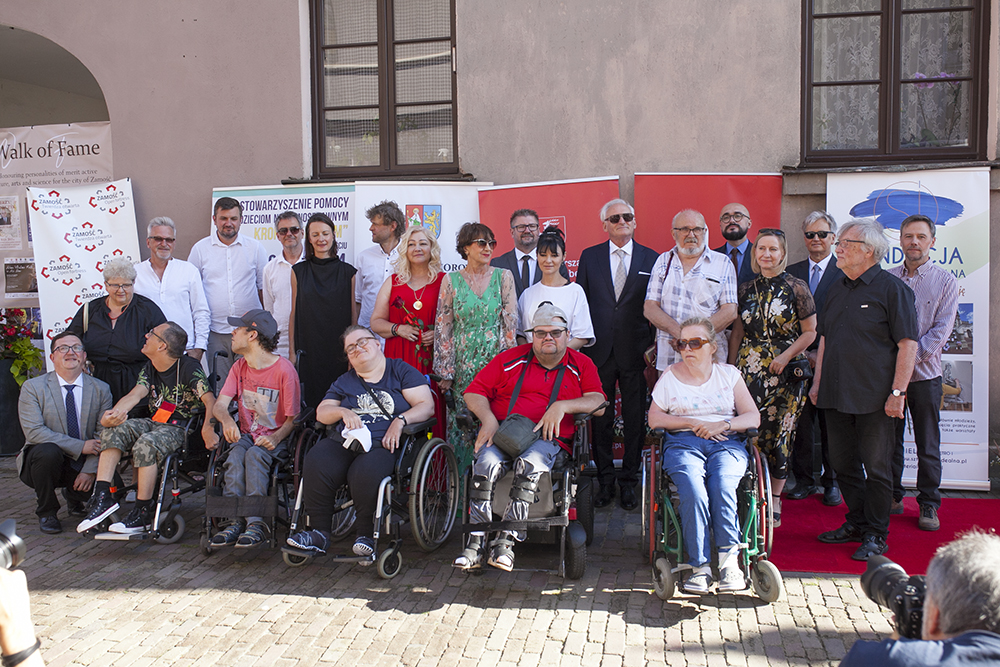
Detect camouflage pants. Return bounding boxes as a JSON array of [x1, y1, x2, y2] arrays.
[[100, 418, 184, 468]]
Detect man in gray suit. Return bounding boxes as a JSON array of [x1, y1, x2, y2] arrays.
[[491, 209, 568, 297], [17, 330, 113, 534]]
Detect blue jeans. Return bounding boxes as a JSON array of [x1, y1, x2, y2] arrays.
[[222, 434, 287, 525], [662, 431, 748, 567]]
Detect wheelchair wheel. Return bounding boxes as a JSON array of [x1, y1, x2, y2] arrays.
[[642, 448, 659, 563], [564, 535, 587, 580], [408, 438, 459, 552], [751, 559, 784, 603], [155, 514, 186, 545], [754, 449, 774, 556], [200, 532, 214, 556], [574, 477, 594, 547], [330, 486, 357, 542], [282, 551, 312, 567], [377, 547, 403, 579], [652, 556, 675, 600]]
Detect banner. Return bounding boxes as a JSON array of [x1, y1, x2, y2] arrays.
[[27, 178, 140, 368], [353, 182, 487, 271], [0, 122, 113, 308], [477, 177, 620, 279], [211, 183, 355, 263], [633, 173, 783, 253], [827, 168, 990, 491]]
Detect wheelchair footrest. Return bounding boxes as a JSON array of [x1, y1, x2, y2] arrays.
[[94, 531, 148, 541], [204, 491, 279, 518], [462, 516, 569, 533], [280, 545, 375, 565]]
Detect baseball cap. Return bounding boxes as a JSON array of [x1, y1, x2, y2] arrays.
[[529, 302, 568, 330], [227, 309, 278, 339]]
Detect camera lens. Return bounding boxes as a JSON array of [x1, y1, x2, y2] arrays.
[[0, 519, 26, 570], [860, 555, 909, 608]]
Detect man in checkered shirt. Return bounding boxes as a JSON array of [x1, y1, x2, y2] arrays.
[[644, 209, 739, 370]]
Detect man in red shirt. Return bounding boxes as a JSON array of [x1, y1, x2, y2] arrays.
[[453, 303, 605, 572]]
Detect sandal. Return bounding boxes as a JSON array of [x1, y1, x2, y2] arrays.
[[453, 534, 487, 570], [770, 494, 782, 528], [487, 533, 516, 572]]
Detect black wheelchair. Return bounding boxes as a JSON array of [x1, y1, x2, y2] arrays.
[[641, 427, 784, 602], [454, 403, 605, 580], [280, 417, 460, 579]]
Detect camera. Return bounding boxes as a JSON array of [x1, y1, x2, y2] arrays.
[[860, 555, 925, 639], [0, 519, 25, 570]]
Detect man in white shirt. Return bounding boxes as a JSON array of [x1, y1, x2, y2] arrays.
[[355, 200, 404, 330], [262, 211, 304, 361], [188, 197, 269, 390], [134, 217, 210, 361]]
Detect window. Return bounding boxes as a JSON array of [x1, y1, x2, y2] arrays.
[[311, 0, 458, 177], [802, 0, 989, 166]]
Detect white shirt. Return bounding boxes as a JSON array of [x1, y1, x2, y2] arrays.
[[134, 258, 211, 350], [355, 243, 398, 328], [517, 282, 596, 347], [57, 373, 84, 430], [608, 239, 634, 274], [514, 248, 538, 285], [651, 364, 741, 427], [808, 253, 833, 281], [263, 249, 304, 361], [187, 232, 269, 334]]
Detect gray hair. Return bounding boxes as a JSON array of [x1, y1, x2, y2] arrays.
[[599, 198, 634, 221], [146, 216, 176, 237], [839, 218, 890, 262], [672, 208, 706, 228], [102, 256, 137, 283], [159, 322, 188, 358], [274, 210, 300, 231], [925, 530, 1000, 635], [801, 210, 837, 234]]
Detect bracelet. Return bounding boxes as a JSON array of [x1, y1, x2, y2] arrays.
[[724, 420, 731, 431], [391, 324, 399, 337], [2, 638, 41, 667], [396, 414, 408, 426]]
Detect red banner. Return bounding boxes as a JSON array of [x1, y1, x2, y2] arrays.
[[477, 177, 620, 279], [633, 173, 783, 253]]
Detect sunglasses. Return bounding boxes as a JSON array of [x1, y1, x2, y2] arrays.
[[604, 213, 634, 224], [758, 228, 785, 237], [674, 338, 710, 350], [149, 236, 175, 243], [804, 231, 832, 240], [469, 239, 498, 249], [277, 226, 302, 236]]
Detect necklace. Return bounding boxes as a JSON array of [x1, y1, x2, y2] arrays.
[[411, 274, 432, 310]]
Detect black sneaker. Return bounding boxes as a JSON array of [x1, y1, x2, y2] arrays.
[[77, 489, 119, 533], [286, 529, 329, 555], [109, 504, 153, 534]]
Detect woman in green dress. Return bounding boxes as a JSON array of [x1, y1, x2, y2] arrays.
[[728, 229, 816, 527], [434, 222, 518, 473]]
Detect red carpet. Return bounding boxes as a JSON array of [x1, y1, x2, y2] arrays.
[[770, 495, 1000, 576]]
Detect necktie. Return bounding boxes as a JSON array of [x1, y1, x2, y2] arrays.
[[730, 247, 739, 274], [66, 385, 84, 472], [810, 264, 821, 294], [613, 248, 627, 300], [521, 255, 531, 290]]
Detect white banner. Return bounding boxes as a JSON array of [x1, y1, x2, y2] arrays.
[[827, 167, 990, 490], [27, 178, 140, 367]]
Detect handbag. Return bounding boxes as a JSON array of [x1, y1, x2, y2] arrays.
[[753, 278, 813, 384], [492, 350, 565, 458]]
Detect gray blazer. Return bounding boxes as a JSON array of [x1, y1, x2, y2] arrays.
[[16, 372, 113, 476]]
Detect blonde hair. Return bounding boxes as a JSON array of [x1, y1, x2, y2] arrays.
[[393, 226, 442, 283]]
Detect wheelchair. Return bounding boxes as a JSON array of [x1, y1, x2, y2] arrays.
[[454, 403, 606, 580], [280, 417, 460, 579], [641, 427, 784, 602]]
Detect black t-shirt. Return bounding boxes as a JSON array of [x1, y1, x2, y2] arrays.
[[323, 359, 427, 443], [137, 355, 211, 420]]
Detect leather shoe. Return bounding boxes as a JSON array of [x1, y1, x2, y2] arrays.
[[39, 515, 62, 534], [619, 484, 638, 511], [851, 534, 888, 561], [890, 500, 905, 514], [786, 484, 816, 500], [594, 484, 615, 509], [63, 489, 87, 518], [822, 486, 842, 506], [817, 523, 863, 544]]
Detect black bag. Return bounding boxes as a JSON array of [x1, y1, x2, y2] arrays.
[[492, 351, 565, 459], [781, 357, 813, 384]]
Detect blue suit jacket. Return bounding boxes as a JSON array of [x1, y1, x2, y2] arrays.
[[576, 240, 659, 369], [787, 256, 844, 350]]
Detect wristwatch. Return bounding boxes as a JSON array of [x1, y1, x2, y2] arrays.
[[891, 389, 906, 398]]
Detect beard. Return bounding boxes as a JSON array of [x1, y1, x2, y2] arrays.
[[677, 243, 705, 257], [721, 226, 747, 242]]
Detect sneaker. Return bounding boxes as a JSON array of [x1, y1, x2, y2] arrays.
[[918, 505, 940, 531], [683, 567, 714, 595], [77, 489, 120, 533], [718, 565, 747, 592], [352, 535, 375, 557], [287, 529, 329, 555], [210, 520, 246, 546], [235, 522, 270, 548], [109, 504, 153, 534], [890, 500, 905, 514]]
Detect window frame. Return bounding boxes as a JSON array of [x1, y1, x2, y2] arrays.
[[310, 0, 460, 179], [800, 0, 990, 167]]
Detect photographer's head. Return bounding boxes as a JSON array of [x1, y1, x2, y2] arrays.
[[923, 530, 1000, 640]]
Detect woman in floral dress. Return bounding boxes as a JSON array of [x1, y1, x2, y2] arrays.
[[728, 229, 816, 526], [434, 222, 518, 473]]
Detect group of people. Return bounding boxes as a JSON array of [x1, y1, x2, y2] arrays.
[[15, 194, 960, 587]]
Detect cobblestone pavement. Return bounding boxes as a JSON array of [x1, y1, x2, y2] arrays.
[[0, 456, 900, 667]]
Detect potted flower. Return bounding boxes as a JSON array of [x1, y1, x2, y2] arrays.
[[1, 308, 43, 385]]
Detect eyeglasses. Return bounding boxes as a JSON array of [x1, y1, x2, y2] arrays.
[[146, 328, 167, 344], [721, 212, 749, 224], [276, 226, 301, 236], [674, 338, 710, 350], [804, 231, 832, 240], [512, 222, 539, 233], [344, 336, 376, 355], [604, 213, 634, 224], [149, 236, 175, 244], [53, 344, 85, 354], [672, 226, 707, 236], [531, 328, 567, 340], [834, 239, 867, 248], [469, 239, 498, 249], [106, 282, 133, 292]]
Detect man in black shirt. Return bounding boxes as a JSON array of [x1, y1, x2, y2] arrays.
[[77, 322, 218, 534], [808, 219, 917, 561]]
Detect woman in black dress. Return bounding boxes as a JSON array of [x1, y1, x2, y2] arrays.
[[289, 213, 358, 407]]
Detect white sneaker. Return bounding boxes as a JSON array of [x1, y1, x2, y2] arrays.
[[683, 566, 714, 594]]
